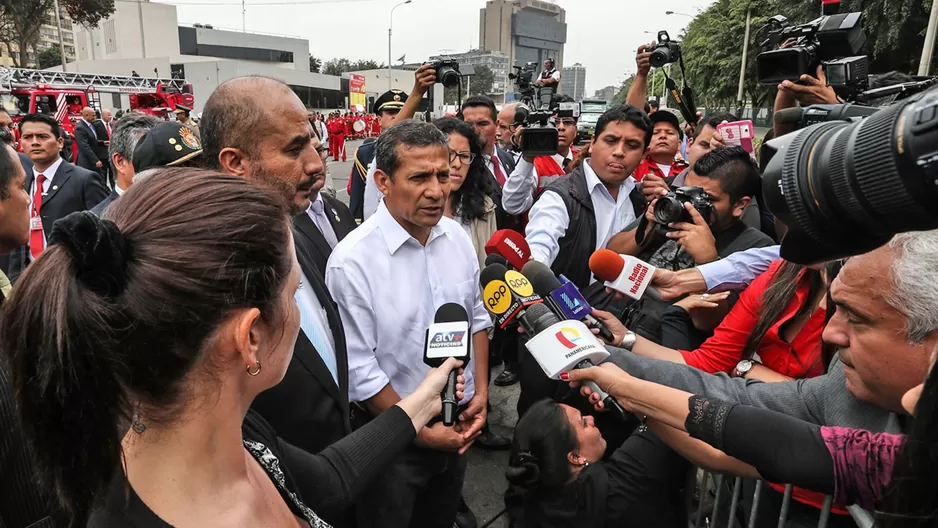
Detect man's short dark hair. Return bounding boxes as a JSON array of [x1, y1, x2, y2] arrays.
[[691, 146, 760, 203], [461, 95, 497, 122], [19, 113, 61, 139], [201, 76, 286, 169], [694, 112, 738, 140], [594, 104, 653, 149], [648, 100, 660, 110], [375, 120, 448, 180]]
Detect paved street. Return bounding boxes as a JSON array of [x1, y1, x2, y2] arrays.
[[326, 138, 519, 528]]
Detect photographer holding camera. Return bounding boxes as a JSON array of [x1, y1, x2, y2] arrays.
[[501, 96, 580, 215], [607, 146, 774, 342]]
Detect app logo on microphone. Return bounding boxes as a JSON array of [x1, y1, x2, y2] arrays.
[[556, 327, 582, 349]]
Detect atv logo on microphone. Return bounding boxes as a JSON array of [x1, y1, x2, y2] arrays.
[[429, 331, 466, 348]]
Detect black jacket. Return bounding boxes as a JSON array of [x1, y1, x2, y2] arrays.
[[90, 189, 119, 216], [293, 194, 356, 278], [24, 158, 110, 241], [91, 120, 110, 161], [72, 120, 102, 172], [488, 146, 524, 232], [542, 165, 646, 293], [348, 140, 375, 222]]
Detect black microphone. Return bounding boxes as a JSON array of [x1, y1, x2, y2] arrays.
[[485, 253, 510, 268], [520, 302, 628, 419], [522, 260, 616, 344], [423, 303, 471, 427], [773, 107, 805, 126]]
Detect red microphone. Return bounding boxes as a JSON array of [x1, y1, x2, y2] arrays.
[[589, 249, 659, 301], [484, 229, 530, 270]]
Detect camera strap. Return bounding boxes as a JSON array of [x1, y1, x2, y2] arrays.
[[663, 54, 698, 126]]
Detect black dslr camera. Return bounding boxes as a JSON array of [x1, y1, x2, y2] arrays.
[[430, 58, 461, 88], [650, 31, 682, 68], [653, 187, 713, 226], [756, 12, 867, 88]]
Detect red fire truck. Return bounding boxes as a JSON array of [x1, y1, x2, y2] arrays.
[[0, 67, 194, 157]]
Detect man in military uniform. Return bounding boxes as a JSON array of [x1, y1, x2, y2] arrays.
[[173, 105, 200, 139], [347, 89, 407, 222]]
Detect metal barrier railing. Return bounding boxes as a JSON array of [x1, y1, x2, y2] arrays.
[[693, 472, 837, 528]]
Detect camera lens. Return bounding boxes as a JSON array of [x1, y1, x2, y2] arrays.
[[439, 68, 460, 88], [654, 195, 684, 225], [762, 87, 938, 264], [649, 48, 671, 69]]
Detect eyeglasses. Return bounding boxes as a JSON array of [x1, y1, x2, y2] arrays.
[[551, 118, 578, 127], [449, 150, 476, 165]]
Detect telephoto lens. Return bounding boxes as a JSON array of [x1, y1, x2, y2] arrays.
[[761, 85, 938, 264], [653, 195, 685, 225]]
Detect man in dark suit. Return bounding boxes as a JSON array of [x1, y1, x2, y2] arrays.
[[294, 135, 356, 277], [20, 113, 109, 260], [92, 110, 113, 187], [73, 107, 106, 184], [200, 76, 355, 526], [90, 113, 160, 216]]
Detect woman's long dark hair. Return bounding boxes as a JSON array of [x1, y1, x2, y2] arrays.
[[0, 168, 292, 522], [740, 260, 839, 373], [434, 117, 493, 224], [879, 362, 938, 526], [507, 399, 578, 492]]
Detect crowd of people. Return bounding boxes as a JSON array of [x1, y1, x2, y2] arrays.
[[0, 41, 936, 528]]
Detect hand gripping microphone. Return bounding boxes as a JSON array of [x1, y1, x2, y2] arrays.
[[484, 229, 531, 271], [521, 260, 616, 344], [589, 249, 660, 301], [522, 303, 628, 419], [423, 303, 471, 427]]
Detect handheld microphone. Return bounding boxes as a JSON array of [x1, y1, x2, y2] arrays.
[[522, 260, 616, 344], [773, 107, 805, 126], [423, 303, 471, 427], [484, 229, 530, 270], [521, 303, 628, 419], [484, 253, 510, 268], [589, 250, 660, 301], [503, 268, 543, 307], [481, 263, 524, 329]]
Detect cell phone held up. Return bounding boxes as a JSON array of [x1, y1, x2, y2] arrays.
[[716, 120, 755, 154]]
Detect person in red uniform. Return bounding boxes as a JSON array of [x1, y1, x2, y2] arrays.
[[633, 110, 688, 183], [330, 112, 347, 162]]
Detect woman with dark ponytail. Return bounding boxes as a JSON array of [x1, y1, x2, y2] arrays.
[[1, 167, 463, 526]]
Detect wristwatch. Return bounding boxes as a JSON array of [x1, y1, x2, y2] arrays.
[[620, 331, 637, 350], [733, 359, 755, 378]]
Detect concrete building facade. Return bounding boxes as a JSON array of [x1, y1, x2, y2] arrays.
[[478, 0, 566, 75], [594, 85, 617, 101], [428, 49, 510, 96], [0, 5, 77, 68], [560, 62, 585, 100]]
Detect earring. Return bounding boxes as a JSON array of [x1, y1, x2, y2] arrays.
[[246, 360, 262, 376]]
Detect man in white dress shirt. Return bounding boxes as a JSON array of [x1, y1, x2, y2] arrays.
[[326, 120, 492, 528]]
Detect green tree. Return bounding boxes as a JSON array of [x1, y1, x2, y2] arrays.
[[467, 65, 495, 96], [349, 59, 385, 71], [309, 54, 321, 73], [679, 0, 933, 109], [322, 58, 352, 76], [0, 0, 114, 68], [37, 45, 60, 69]]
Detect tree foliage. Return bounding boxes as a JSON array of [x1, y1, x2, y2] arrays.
[[37, 45, 60, 69], [444, 65, 496, 104], [0, 0, 113, 68], [309, 54, 321, 73], [322, 57, 387, 76], [664, 0, 932, 108]]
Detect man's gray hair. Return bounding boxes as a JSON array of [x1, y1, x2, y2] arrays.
[[886, 230, 938, 343], [109, 113, 159, 173], [375, 120, 448, 179]]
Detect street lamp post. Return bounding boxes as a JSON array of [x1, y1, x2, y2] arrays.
[[665, 10, 694, 18], [737, 8, 752, 110], [921, 0, 938, 75], [389, 0, 412, 91]]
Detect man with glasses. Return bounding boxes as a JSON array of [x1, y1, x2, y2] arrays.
[[502, 96, 580, 215]]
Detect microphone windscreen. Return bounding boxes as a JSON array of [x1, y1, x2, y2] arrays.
[[434, 302, 469, 323], [481, 263, 510, 287], [589, 249, 626, 282], [774, 107, 804, 125], [522, 261, 563, 296], [485, 253, 510, 268]]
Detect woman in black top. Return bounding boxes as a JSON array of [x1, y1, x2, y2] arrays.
[[0, 168, 463, 527]]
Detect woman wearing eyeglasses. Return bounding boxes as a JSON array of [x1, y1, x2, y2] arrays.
[[435, 118, 497, 268]]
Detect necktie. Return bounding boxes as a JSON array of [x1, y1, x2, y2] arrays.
[[492, 155, 506, 186], [562, 157, 571, 172], [295, 279, 339, 384], [310, 200, 339, 249], [30, 174, 45, 259]]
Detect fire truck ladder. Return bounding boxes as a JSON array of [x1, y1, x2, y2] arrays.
[[0, 67, 188, 94]]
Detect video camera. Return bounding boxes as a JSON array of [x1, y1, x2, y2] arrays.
[[650, 31, 682, 68], [756, 12, 868, 90], [761, 82, 938, 264], [513, 101, 580, 158], [509, 62, 538, 97]]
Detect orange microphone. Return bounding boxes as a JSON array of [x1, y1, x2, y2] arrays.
[[589, 249, 659, 301]]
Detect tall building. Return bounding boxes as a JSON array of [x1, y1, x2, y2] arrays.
[[560, 62, 585, 100], [594, 85, 617, 101], [429, 49, 510, 96], [479, 0, 567, 74], [0, 5, 77, 68]]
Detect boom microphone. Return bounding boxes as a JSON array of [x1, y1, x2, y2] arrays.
[[521, 260, 615, 344], [522, 303, 628, 419], [773, 107, 805, 126], [484, 229, 530, 270], [423, 303, 471, 427], [589, 250, 659, 301]]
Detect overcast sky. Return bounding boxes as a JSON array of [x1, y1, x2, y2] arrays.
[[163, 0, 713, 94]]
